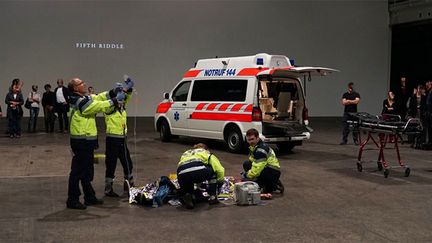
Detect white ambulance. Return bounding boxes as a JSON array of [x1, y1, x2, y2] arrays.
[[155, 53, 338, 153]]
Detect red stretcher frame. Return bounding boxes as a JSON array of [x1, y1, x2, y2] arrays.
[[348, 113, 422, 178]]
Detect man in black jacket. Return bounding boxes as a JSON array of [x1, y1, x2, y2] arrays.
[[42, 84, 56, 133], [54, 79, 70, 133], [340, 82, 361, 145]]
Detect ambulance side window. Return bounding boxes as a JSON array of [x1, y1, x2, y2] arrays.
[[172, 81, 191, 102], [191, 79, 247, 101]]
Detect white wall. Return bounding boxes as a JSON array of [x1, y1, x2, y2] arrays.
[[0, 0, 389, 116]]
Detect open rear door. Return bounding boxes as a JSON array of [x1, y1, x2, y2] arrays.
[[257, 66, 339, 79]]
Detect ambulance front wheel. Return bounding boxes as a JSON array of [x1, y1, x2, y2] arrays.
[[225, 127, 244, 153], [160, 120, 172, 142]]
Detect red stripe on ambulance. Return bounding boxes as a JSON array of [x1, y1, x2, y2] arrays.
[[206, 103, 219, 111], [269, 66, 294, 75], [218, 104, 231, 111], [156, 102, 173, 113], [231, 104, 246, 112], [191, 112, 252, 122], [244, 104, 253, 112], [196, 103, 207, 110], [183, 70, 202, 78], [237, 68, 269, 76]]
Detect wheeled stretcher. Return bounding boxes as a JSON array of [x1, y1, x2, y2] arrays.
[[347, 112, 422, 178]]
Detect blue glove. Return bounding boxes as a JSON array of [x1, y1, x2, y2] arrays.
[[116, 91, 126, 102], [124, 75, 134, 90], [114, 82, 123, 94]]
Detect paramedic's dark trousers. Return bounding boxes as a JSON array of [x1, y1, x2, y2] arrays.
[[105, 136, 133, 180], [342, 112, 358, 143], [177, 162, 217, 196], [243, 161, 281, 192], [67, 139, 97, 204]]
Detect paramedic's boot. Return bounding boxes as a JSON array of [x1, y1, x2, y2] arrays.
[[182, 193, 195, 209], [276, 180, 285, 194], [104, 178, 119, 197], [208, 195, 219, 205]]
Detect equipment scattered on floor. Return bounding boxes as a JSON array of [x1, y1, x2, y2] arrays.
[[348, 112, 422, 178], [129, 176, 177, 206], [128, 176, 281, 208]]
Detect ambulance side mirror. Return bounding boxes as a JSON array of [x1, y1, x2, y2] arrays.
[[163, 92, 169, 99]]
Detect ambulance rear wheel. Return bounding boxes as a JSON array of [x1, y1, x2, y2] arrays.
[[160, 120, 172, 142], [226, 128, 244, 153]]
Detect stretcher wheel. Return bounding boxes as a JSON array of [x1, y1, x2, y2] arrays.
[[404, 168, 411, 177], [383, 169, 389, 178], [356, 162, 363, 172], [377, 162, 383, 171]]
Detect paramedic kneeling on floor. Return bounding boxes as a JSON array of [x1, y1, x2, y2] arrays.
[[242, 128, 284, 194], [66, 78, 125, 210], [177, 143, 225, 209]]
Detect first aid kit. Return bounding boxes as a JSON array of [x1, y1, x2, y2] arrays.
[[234, 181, 261, 206]]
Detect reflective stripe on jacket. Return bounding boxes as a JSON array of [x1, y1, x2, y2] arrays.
[[178, 148, 225, 181], [70, 91, 113, 139], [104, 93, 131, 137], [247, 140, 280, 179]]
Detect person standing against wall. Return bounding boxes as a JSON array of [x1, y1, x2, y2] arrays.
[[54, 79, 70, 133], [425, 81, 432, 146], [382, 91, 397, 115], [340, 82, 360, 145], [27, 85, 41, 133], [5, 80, 24, 138], [407, 85, 426, 148], [42, 84, 56, 133]]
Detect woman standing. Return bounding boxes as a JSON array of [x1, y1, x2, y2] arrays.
[[27, 85, 41, 132], [408, 85, 427, 148], [5, 80, 24, 138], [382, 91, 397, 115]]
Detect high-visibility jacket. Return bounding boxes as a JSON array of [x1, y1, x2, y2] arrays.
[[69, 91, 113, 140], [246, 140, 280, 179], [178, 148, 225, 182], [104, 93, 132, 138]]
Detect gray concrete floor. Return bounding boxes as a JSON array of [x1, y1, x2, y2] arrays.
[[1, 117, 432, 242]]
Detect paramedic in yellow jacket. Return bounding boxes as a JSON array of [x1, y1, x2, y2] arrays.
[[104, 78, 135, 197], [177, 143, 225, 209], [242, 128, 284, 194], [66, 78, 126, 210]]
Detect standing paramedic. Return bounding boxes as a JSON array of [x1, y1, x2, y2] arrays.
[[340, 82, 361, 145], [66, 78, 126, 210], [177, 143, 225, 209], [104, 77, 135, 197], [242, 128, 284, 194]]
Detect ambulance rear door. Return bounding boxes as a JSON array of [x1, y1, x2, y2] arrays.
[[260, 66, 339, 79]]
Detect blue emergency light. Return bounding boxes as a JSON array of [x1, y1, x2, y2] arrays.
[[257, 58, 264, 65]]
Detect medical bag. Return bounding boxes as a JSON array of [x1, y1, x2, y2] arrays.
[[234, 181, 261, 206]]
